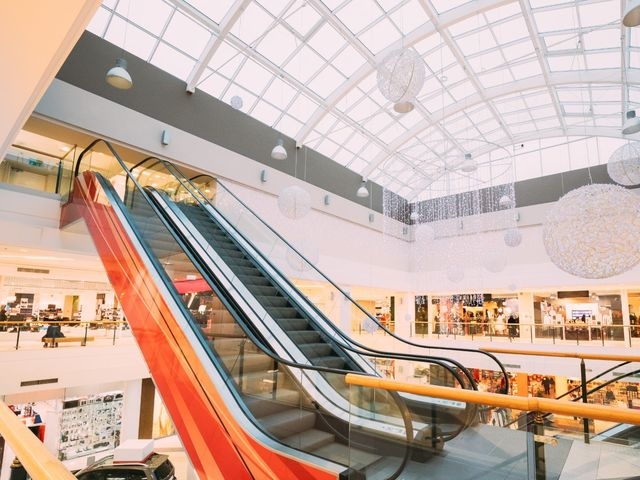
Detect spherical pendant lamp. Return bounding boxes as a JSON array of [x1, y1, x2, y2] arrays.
[[607, 142, 640, 186], [376, 48, 425, 105], [278, 185, 311, 219], [543, 184, 640, 278]]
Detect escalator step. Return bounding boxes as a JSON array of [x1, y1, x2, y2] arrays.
[[314, 356, 347, 369], [276, 318, 311, 330], [256, 296, 290, 308], [284, 428, 335, 451], [244, 389, 301, 418], [259, 409, 317, 439], [298, 343, 334, 358], [312, 443, 381, 470], [220, 352, 275, 374], [288, 331, 322, 344], [271, 307, 306, 319], [244, 285, 279, 297]]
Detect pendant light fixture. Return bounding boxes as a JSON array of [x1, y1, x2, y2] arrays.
[[271, 139, 287, 160], [459, 153, 477, 173], [622, 110, 640, 135], [356, 179, 369, 198], [106, 58, 133, 90], [623, 0, 640, 27]]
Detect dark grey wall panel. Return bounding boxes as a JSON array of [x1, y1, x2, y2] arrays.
[[54, 32, 632, 222], [55, 32, 389, 212]]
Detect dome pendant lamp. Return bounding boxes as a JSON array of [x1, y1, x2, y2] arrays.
[[106, 58, 133, 90], [623, 0, 640, 27], [356, 180, 369, 198], [271, 139, 287, 160], [622, 110, 640, 135]]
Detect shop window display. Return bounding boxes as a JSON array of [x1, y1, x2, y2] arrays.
[[414, 295, 428, 335], [58, 392, 123, 461], [534, 293, 624, 342], [431, 294, 518, 338]]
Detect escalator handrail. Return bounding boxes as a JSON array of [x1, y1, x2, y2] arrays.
[[345, 373, 640, 425], [146, 165, 481, 396], [157, 165, 478, 379], [75, 143, 421, 474], [504, 362, 636, 430], [178, 169, 510, 393], [148, 186, 474, 396]]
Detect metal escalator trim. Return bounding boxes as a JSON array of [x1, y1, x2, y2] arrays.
[[150, 189, 474, 450], [75, 172, 344, 480], [75, 172, 255, 479]]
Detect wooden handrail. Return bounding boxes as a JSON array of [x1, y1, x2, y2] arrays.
[[344, 374, 640, 425], [480, 347, 640, 363], [0, 401, 75, 479]]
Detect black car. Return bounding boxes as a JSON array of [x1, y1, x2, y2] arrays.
[[74, 452, 176, 480]]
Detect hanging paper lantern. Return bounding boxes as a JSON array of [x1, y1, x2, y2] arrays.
[[278, 185, 311, 219]]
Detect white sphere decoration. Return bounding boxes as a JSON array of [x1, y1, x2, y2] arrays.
[[607, 142, 640, 186], [504, 228, 522, 247], [498, 195, 514, 209], [230, 95, 243, 110], [543, 184, 640, 278], [376, 48, 425, 104], [446, 265, 464, 283], [278, 185, 311, 219]]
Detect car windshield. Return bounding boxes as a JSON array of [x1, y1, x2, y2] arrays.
[[77, 469, 146, 480], [153, 460, 174, 480]]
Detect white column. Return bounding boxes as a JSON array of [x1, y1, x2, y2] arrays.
[[394, 293, 413, 338], [518, 292, 535, 343], [120, 379, 143, 442], [621, 289, 631, 345]]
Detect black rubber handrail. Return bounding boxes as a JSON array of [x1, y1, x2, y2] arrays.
[[174, 167, 509, 393], [75, 141, 418, 477]]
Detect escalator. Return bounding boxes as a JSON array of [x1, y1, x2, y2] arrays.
[[62, 140, 508, 479], [139, 158, 505, 436]]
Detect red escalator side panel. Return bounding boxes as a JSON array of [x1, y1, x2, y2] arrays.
[[70, 172, 338, 480]]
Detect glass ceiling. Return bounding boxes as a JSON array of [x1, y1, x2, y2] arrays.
[[87, 0, 639, 201]]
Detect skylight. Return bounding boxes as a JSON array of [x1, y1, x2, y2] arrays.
[[87, 0, 633, 201]]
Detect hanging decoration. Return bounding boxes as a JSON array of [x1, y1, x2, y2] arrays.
[[503, 228, 522, 247], [498, 194, 514, 209], [607, 142, 640, 186], [376, 48, 425, 112], [278, 185, 311, 219], [543, 184, 640, 278]]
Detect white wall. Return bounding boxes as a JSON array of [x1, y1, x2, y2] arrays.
[[34, 79, 640, 298]]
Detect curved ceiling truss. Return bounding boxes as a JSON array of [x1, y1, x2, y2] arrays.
[[87, 0, 640, 201]]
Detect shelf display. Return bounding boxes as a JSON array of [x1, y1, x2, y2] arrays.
[[58, 391, 123, 461]]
